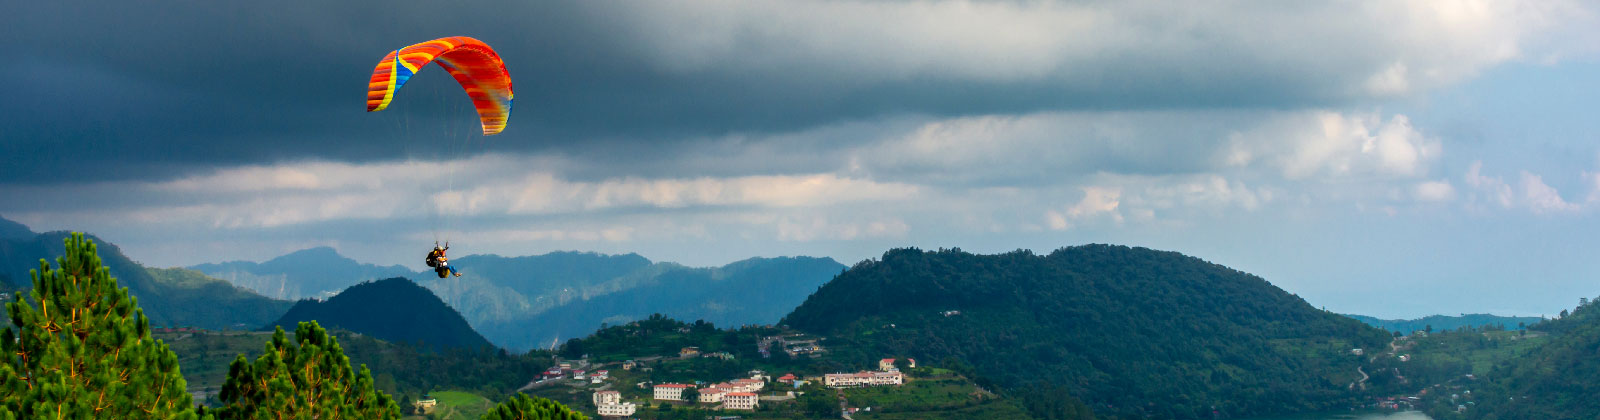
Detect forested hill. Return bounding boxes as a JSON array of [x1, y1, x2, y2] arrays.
[[1344, 313, 1545, 334], [0, 219, 291, 329], [782, 245, 1391, 419], [1447, 300, 1600, 419], [190, 246, 414, 300], [268, 277, 495, 351]]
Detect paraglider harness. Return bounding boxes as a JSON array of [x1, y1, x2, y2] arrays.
[[426, 242, 454, 278]]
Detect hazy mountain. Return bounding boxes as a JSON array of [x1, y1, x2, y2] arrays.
[[208, 246, 844, 351], [782, 245, 1391, 419], [190, 246, 414, 300], [0, 216, 32, 241], [1344, 313, 1546, 335], [0, 220, 291, 329], [267, 277, 494, 351], [467, 255, 845, 351]]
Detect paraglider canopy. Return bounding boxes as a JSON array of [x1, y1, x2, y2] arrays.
[[366, 36, 513, 135]]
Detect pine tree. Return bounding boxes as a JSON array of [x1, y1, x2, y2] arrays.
[[0, 233, 199, 419], [481, 393, 589, 420], [214, 321, 400, 419]]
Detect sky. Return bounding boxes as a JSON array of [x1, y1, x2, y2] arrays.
[[3, 0, 1599, 319]]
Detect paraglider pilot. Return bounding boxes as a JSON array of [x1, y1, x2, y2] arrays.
[[426, 242, 461, 278]]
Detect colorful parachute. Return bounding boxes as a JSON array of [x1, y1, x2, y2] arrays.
[[366, 36, 513, 136]]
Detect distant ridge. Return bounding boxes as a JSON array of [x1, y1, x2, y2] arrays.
[[267, 277, 495, 351], [191, 246, 414, 300], [205, 246, 845, 351], [0, 216, 33, 240], [1343, 313, 1545, 334]]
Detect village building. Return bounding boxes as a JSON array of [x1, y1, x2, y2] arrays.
[[825, 370, 904, 388], [415, 396, 438, 414], [594, 390, 621, 406], [679, 347, 701, 358], [597, 402, 636, 417], [653, 383, 693, 401], [699, 388, 726, 403], [726, 378, 763, 392], [723, 392, 759, 410], [879, 358, 897, 371], [622, 360, 636, 370], [777, 373, 799, 384]]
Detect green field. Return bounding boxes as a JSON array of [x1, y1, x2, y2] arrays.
[[425, 390, 497, 420]]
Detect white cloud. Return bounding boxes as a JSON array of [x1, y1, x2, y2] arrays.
[[1230, 112, 1440, 180], [1413, 180, 1457, 202], [1465, 161, 1515, 208], [1046, 186, 1123, 231], [1463, 161, 1583, 214], [1519, 172, 1579, 214]]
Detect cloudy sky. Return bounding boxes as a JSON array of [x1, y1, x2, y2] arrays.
[[4, 0, 1598, 318]]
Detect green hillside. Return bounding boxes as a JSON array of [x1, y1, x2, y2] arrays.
[[1424, 301, 1600, 419], [782, 246, 1392, 419], [0, 226, 290, 329]]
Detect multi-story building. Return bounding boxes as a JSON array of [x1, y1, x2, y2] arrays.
[[723, 392, 759, 410], [593, 390, 621, 406], [825, 370, 904, 388], [597, 402, 636, 417], [653, 383, 693, 401], [698, 388, 726, 403], [879, 358, 897, 371]]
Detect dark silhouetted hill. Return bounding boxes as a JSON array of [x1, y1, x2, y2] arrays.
[[267, 277, 493, 351], [782, 245, 1391, 419], [191, 246, 414, 300]]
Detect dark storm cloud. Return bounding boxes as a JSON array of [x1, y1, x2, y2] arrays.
[[3, 0, 1560, 184]]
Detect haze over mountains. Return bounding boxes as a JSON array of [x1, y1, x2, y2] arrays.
[[1344, 313, 1547, 335], [188, 236, 845, 350], [190, 246, 414, 300]]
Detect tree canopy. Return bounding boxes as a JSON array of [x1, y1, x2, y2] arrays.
[[0, 233, 198, 419], [215, 321, 400, 419]]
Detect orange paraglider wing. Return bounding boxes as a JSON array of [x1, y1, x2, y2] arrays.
[[366, 36, 513, 136]]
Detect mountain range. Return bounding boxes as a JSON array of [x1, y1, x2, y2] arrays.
[[0, 217, 291, 329], [189, 240, 846, 350], [190, 246, 414, 300]]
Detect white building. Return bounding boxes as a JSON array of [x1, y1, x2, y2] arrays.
[[825, 370, 904, 388], [731, 378, 765, 392], [593, 390, 621, 406], [699, 388, 726, 403], [723, 392, 759, 410], [597, 402, 636, 417], [653, 383, 693, 401]]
